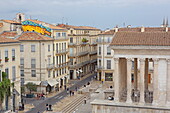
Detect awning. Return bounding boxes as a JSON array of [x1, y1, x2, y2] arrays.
[[47, 79, 58, 86], [24, 81, 41, 85]]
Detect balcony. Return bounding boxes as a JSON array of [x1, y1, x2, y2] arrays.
[[90, 42, 97, 46], [56, 49, 68, 55], [47, 64, 54, 70], [90, 59, 97, 63], [89, 51, 97, 55], [55, 62, 70, 69], [80, 42, 89, 46], [77, 51, 89, 57], [68, 43, 76, 47], [54, 37, 69, 41], [97, 66, 103, 70], [69, 53, 77, 57]]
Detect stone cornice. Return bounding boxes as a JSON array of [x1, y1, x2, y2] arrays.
[[110, 45, 170, 50]]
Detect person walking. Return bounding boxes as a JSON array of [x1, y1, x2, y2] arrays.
[[46, 104, 48, 111]]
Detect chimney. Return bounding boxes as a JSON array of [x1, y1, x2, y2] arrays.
[[141, 26, 145, 32], [165, 27, 168, 32]]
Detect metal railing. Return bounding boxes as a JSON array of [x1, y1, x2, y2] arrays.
[[56, 49, 68, 54], [89, 51, 97, 55], [55, 37, 69, 40], [77, 51, 89, 56]]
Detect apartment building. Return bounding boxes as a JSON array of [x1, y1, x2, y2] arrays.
[[17, 32, 54, 93], [0, 36, 21, 111], [58, 24, 101, 79], [97, 30, 115, 81], [21, 19, 69, 91], [0, 13, 24, 33]]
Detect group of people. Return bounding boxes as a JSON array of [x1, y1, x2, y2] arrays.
[[46, 104, 53, 111], [37, 93, 46, 100]]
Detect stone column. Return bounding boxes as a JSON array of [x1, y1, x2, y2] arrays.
[[114, 58, 120, 102], [126, 58, 132, 103], [152, 58, 159, 105], [134, 58, 138, 90], [166, 59, 170, 105], [139, 58, 145, 104], [145, 58, 149, 90]]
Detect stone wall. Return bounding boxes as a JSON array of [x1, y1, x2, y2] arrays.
[[92, 104, 170, 113]]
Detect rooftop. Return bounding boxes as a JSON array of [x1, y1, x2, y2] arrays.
[[17, 32, 54, 41], [110, 31, 170, 46], [0, 36, 19, 44], [0, 31, 18, 38], [0, 20, 21, 24], [58, 24, 100, 30]]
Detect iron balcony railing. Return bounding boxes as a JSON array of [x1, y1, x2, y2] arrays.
[[89, 51, 97, 55], [56, 49, 69, 54], [77, 51, 89, 56], [55, 37, 69, 40]]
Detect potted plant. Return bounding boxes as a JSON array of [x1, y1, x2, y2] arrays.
[[5, 57, 9, 62], [12, 56, 15, 61], [82, 38, 88, 43]]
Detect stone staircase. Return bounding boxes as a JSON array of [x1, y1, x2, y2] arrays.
[[61, 93, 90, 113]]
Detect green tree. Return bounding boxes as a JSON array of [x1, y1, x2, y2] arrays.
[[0, 72, 12, 110], [25, 82, 37, 94]]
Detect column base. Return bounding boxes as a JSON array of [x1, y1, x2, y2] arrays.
[[126, 98, 132, 104], [138, 101, 145, 105]]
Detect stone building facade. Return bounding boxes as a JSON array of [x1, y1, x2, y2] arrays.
[[91, 27, 170, 113], [58, 24, 101, 79], [0, 36, 21, 111]]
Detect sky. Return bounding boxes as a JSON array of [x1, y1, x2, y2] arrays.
[[0, 0, 170, 30]]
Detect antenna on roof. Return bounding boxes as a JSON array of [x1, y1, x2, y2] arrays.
[[166, 17, 169, 27], [30, 15, 32, 19], [123, 22, 125, 28]]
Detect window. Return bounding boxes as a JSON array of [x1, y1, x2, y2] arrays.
[[62, 32, 66, 37], [12, 66, 16, 81], [99, 59, 101, 66], [20, 58, 24, 76], [107, 37, 111, 43], [5, 50, 8, 62], [31, 70, 36, 77], [99, 47, 101, 55], [70, 37, 73, 43], [70, 59, 73, 65], [20, 45, 24, 52], [12, 49, 15, 61], [48, 45, 50, 52], [107, 60, 111, 69], [5, 68, 9, 78], [31, 45, 35, 52], [64, 43, 66, 50], [21, 78, 24, 86], [48, 71, 51, 78], [56, 32, 61, 37], [53, 71, 55, 78], [107, 47, 111, 55], [31, 59, 36, 68], [105, 73, 113, 81]]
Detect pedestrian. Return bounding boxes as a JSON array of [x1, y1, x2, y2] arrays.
[[64, 85, 66, 90], [46, 104, 48, 111], [72, 91, 74, 96], [84, 97, 87, 104], [75, 87, 78, 91], [70, 90, 72, 96], [101, 79, 104, 84], [66, 88, 69, 94], [49, 104, 52, 111], [37, 111, 40, 113]]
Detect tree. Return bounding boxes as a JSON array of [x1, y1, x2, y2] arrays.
[[0, 72, 12, 110], [25, 82, 37, 94]]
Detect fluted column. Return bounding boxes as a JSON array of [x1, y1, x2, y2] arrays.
[[126, 58, 132, 103], [134, 58, 138, 90], [114, 58, 120, 102], [152, 58, 159, 105], [139, 58, 145, 104], [166, 59, 170, 105]]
